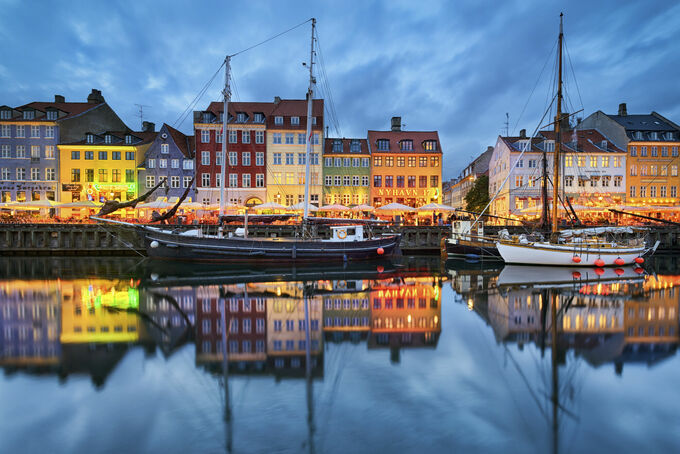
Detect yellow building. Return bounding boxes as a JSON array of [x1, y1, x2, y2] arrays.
[[265, 99, 324, 206], [58, 129, 156, 217], [368, 118, 442, 208], [60, 279, 141, 344]]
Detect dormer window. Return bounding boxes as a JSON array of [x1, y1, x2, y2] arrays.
[[291, 116, 300, 125], [105, 134, 112, 144], [23, 110, 34, 120], [46, 110, 58, 120], [202, 113, 211, 123], [86, 134, 94, 144], [125, 135, 132, 144], [237, 112, 246, 123], [0, 109, 10, 120], [219, 113, 224, 122], [635, 131, 643, 140], [400, 140, 413, 151], [423, 140, 438, 151], [350, 140, 360, 152], [601, 140, 608, 149], [312, 117, 317, 125], [254, 113, 264, 123], [274, 116, 283, 125], [651, 132, 659, 140], [333, 140, 343, 152], [377, 139, 390, 151]]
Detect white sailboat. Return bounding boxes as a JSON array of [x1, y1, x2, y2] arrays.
[[495, 14, 658, 267]]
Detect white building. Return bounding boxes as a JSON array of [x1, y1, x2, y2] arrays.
[[488, 128, 626, 218]]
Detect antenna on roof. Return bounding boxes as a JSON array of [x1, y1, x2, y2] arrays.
[[504, 113, 509, 136], [134, 104, 152, 129]]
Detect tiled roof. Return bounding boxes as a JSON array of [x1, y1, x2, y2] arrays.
[[63, 130, 157, 146], [366, 130, 441, 153], [164, 123, 194, 158], [0, 102, 101, 122], [609, 114, 677, 132], [323, 138, 369, 155], [540, 129, 625, 153], [202, 101, 277, 124]]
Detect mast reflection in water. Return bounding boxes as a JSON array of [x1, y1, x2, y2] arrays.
[[0, 257, 678, 453]]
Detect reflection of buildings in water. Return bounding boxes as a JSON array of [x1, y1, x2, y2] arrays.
[[449, 267, 501, 327], [139, 286, 195, 357], [484, 275, 680, 372], [368, 277, 442, 361], [322, 279, 371, 344], [0, 280, 60, 369]]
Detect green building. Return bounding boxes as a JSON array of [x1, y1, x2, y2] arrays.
[[323, 138, 370, 206]]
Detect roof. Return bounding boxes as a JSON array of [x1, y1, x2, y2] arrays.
[[608, 113, 680, 141], [267, 99, 324, 130], [62, 130, 157, 146], [366, 130, 441, 154], [201, 101, 277, 124], [500, 129, 625, 154], [0, 102, 101, 122], [323, 138, 369, 155], [163, 123, 194, 158], [195, 99, 324, 130]]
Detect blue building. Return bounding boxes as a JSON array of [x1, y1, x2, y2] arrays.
[[0, 90, 127, 203], [138, 123, 195, 202]]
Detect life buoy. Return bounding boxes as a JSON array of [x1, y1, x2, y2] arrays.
[[337, 229, 347, 239]]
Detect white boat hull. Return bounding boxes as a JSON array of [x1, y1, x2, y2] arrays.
[[496, 241, 647, 266]]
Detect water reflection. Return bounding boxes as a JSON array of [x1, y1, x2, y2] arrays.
[[0, 256, 678, 452]]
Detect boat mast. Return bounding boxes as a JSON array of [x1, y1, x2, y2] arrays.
[[551, 13, 564, 234], [219, 56, 232, 218], [303, 18, 316, 222]]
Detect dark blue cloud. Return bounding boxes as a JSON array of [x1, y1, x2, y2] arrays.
[[1, 0, 679, 179]]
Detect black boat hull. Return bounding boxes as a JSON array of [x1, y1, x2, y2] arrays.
[[143, 229, 401, 262], [445, 238, 501, 260]]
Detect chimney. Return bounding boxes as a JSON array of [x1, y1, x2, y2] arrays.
[[142, 121, 155, 132], [618, 103, 627, 116], [486, 146, 494, 153], [87, 89, 105, 104], [560, 112, 571, 132], [54, 95, 65, 103], [519, 128, 526, 138], [274, 96, 282, 104], [391, 116, 401, 132]]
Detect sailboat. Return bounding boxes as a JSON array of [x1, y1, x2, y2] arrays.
[[495, 14, 658, 267], [95, 19, 401, 262]]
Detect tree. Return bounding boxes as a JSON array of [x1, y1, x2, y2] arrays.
[[464, 175, 489, 213]]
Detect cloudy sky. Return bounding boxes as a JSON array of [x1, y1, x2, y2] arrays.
[[1, 0, 679, 179]]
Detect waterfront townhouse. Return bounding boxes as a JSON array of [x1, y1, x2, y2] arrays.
[[321, 279, 371, 343], [488, 128, 626, 218], [265, 98, 324, 206], [194, 102, 273, 207], [580, 104, 680, 207], [448, 146, 494, 210], [139, 285, 195, 357], [139, 123, 195, 202], [367, 117, 442, 208], [0, 90, 126, 203], [58, 127, 156, 216], [322, 138, 370, 206]]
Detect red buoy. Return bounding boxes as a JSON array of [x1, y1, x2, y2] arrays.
[[634, 267, 644, 274], [614, 257, 625, 266], [614, 268, 625, 276], [594, 258, 605, 267], [595, 267, 605, 276], [634, 257, 644, 264], [572, 271, 581, 279], [377, 247, 385, 255], [572, 256, 581, 263], [377, 265, 384, 273]]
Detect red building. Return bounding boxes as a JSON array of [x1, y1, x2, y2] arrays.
[[193, 102, 274, 206]]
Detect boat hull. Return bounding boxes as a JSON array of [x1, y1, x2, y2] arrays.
[[142, 229, 401, 262], [445, 238, 501, 260], [496, 241, 646, 266]]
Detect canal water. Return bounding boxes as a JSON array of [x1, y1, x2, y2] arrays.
[[0, 256, 678, 454]]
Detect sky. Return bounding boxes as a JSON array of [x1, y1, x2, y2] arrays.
[[1, 0, 679, 180]]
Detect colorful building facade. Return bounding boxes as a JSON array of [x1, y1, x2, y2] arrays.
[[322, 138, 370, 206], [194, 102, 273, 207], [265, 99, 324, 206], [58, 129, 156, 216], [138, 123, 195, 202], [367, 117, 442, 208]]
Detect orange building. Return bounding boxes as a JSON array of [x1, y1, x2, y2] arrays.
[[367, 117, 442, 207]]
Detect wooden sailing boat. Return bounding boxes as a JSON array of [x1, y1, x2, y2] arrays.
[[495, 14, 658, 267], [96, 19, 400, 262]]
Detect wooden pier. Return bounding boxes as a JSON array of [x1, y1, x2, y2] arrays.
[[0, 223, 678, 256]]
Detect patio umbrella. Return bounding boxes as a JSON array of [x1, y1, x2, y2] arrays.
[[137, 200, 174, 210], [11, 199, 61, 209], [57, 200, 103, 209], [179, 201, 206, 210], [319, 203, 349, 211], [350, 204, 375, 211], [376, 202, 416, 212], [417, 203, 456, 211], [288, 202, 318, 211], [252, 201, 287, 210]]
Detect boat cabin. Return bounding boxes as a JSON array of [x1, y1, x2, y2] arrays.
[[452, 220, 484, 238], [330, 225, 364, 242]]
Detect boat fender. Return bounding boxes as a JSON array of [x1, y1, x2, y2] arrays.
[[634, 257, 644, 264], [377, 247, 385, 255], [614, 257, 625, 266], [572, 256, 581, 263], [594, 258, 605, 267], [150, 240, 159, 249]]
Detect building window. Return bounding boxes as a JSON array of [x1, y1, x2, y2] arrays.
[[147, 158, 156, 169], [201, 130, 210, 143], [630, 146, 637, 156], [385, 175, 393, 187], [201, 173, 210, 187], [229, 173, 238, 187], [98, 169, 108, 182], [171, 159, 179, 169], [352, 176, 360, 186], [377, 139, 389, 151], [98, 151, 107, 160], [30, 126, 40, 138], [126, 169, 134, 183], [671, 186, 677, 197], [170, 176, 180, 188], [256, 131, 264, 144], [274, 116, 283, 125], [298, 153, 306, 165], [183, 176, 192, 188], [431, 156, 440, 167], [640, 146, 647, 157], [373, 175, 382, 187], [613, 176, 622, 187], [564, 175, 574, 187], [256, 173, 264, 187], [273, 133, 282, 144], [273, 153, 282, 165], [373, 156, 382, 167], [285, 153, 294, 165], [125, 135, 132, 144], [30, 145, 40, 158], [672, 165, 678, 177], [285, 133, 294, 144], [45, 126, 55, 138], [423, 140, 437, 151], [112, 151, 121, 160], [651, 146, 658, 157], [419, 156, 427, 167], [325, 175, 333, 186], [397, 157, 405, 167], [44, 145, 55, 159], [86, 169, 94, 182], [400, 140, 413, 151], [240, 130, 250, 144], [71, 169, 80, 182], [334, 175, 341, 186], [396, 175, 404, 187], [228, 151, 237, 166], [201, 151, 210, 166], [112, 169, 121, 182], [159, 159, 167, 168], [242, 174, 251, 187], [639, 186, 646, 197]]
